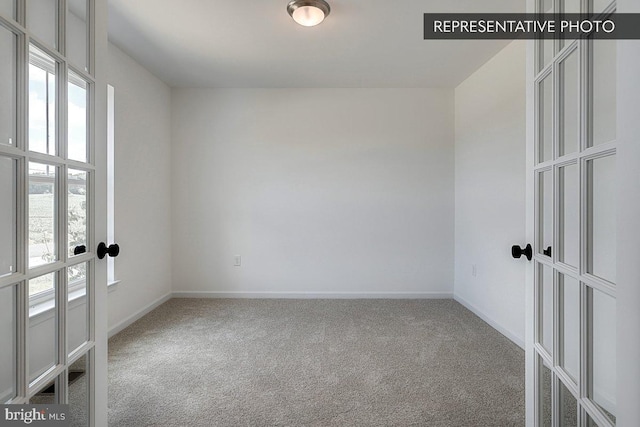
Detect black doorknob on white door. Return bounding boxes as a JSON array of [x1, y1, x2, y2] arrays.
[[97, 242, 120, 259], [512, 244, 532, 261]]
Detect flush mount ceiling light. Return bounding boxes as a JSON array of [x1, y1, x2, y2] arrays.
[[287, 0, 331, 27]]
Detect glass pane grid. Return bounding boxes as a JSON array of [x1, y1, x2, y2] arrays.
[[534, 3, 617, 422], [6, 0, 95, 413]]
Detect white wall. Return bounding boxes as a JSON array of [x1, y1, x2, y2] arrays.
[[453, 41, 527, 347], [106, 43, 173, 331], [171, 88, 454, 297]]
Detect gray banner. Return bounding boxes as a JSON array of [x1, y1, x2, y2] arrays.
[[0, 405, 70, 427], [424, 13, 640, 39]]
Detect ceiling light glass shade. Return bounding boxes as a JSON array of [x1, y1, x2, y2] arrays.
[[287, 0, 331, 27]]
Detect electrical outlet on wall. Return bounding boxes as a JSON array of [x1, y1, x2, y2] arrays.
[[472, 264, 477, 277], [234, 255, 241, 267]]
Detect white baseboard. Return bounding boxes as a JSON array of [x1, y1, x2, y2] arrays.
[[108, 292, 172, 338], [454, 294, 525, 350], [172, 290, 454, 299]]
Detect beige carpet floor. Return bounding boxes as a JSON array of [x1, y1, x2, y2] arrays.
[[108, 299, 524, 426]]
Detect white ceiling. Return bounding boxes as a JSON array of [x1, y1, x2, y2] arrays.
[[108, 0, 525, 88]]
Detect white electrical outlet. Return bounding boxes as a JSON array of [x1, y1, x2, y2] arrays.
[[234, 255, 241, 267], [472, 264, 477, 277]]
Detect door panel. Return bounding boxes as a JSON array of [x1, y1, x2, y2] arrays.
[[0, 1, 103, 423], [530, 0, 617, 425]]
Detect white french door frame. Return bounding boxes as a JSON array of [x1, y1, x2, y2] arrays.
[[526, 0, 626, 425], [0, 0, 107, 424]]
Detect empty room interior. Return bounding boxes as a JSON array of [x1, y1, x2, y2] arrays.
[[0, 0, 639, 426]]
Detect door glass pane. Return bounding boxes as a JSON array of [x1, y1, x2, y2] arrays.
[[68, 169, 87, 257], [0, 157, 16, 278], [26, 0, 58, 49], [539, 74, 553, 163], [0, 284, 16, 403], [0, 1, 16, 19], [68, 262, 88, 354], [559, 0, 581, 50], [559, 379, 578, 426], [591, 40, 616, 147], [67, 0, 88, 72], [587, 155, 616, 283], [592, 0, 613, 14], [560, 274, 580, 382], [69, 352, 89, 426], [559, 163, 578, 267], [539, 356, 552, 427], [30, 378, 58, 404], [29, 45, 57, 156], [29, 162, 57, 268], [539, 170, 553, 257], [560, 49, 579, 156], [538, 0, 553, 72], [562, 0, 580, 13], [29, 272, 57, 383], [0, 26, 17, 147], [540, 264, 554, 355], [68, 73, 88, 162], [591, 288, 616, 424], [586, 413, 598, 427]]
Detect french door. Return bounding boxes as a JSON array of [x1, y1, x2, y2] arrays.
[[529, 0, 618, 426], [0, 0, 107, 425]]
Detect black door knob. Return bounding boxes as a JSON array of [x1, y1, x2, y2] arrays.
[[97, 242, 120, 260], [512, 244, 532, 261]]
